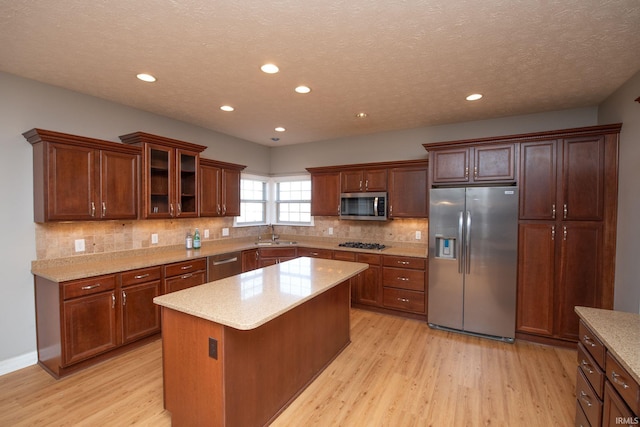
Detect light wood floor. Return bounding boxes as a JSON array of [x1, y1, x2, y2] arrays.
[[0, 309, 577, 426]]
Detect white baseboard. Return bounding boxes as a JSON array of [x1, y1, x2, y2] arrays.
[[0, 351, 38, 376]]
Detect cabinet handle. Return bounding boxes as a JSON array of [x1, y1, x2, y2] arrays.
[[181, 273, 193, 279], [563, 226, 567, 241], [611, 371, 631, 389], [177, 203, 182, 216], [222, 204, 227, 215], [134, 273, 150, 280], [122, 290, 127, 306], [473, 166, 478, 179], [181, 265, 193, 270], [397, 261, 410, 265], [213, 257, 238, 265], [217, 204, 221, 215], [337, 205, 341, 215], [359, 180, 363, 190], [365, 180, 369, 190], [552, 204, 556, 219], [579, 391, 592, 407], [310, 252, 319, 256], [170, 204, 175, 217], [464, 167, 469, 179], [112, 293, 115, 308], [91, 201, 96, 217], [580, 359, 594, 374], [397, 297, 410, 302], [551, 226, 555, 240], [582, 335, 597, 347], [563, 203, 568, 219], [81, 284, 101, 290], [397, 277, 410, 281], [255, 251, 259, 260], [102, 202, 106, 217]]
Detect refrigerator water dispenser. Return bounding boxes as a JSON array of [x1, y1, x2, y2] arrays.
[[435, 237, 456, 259]]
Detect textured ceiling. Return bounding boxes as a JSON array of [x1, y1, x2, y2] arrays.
[[1, 0, 640, 146]]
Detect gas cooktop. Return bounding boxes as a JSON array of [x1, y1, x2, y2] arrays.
[[338, 242, 387, 251]]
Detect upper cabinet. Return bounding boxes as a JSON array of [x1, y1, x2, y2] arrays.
[[341, 168, 387, 192], [309, 171, 340, 216], [388, 161, 429, 218], [199, 158, 246, 217], [120, 132, 206, 219], [24, 129, 139, 222], [425, 143, 516, 186]]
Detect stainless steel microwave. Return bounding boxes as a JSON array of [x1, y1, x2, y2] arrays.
[[339, 192, 387, 220]]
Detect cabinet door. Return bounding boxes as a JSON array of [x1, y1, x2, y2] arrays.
[[121, 281, 162, 343], [516, 223, 556, 336], [63, 291, 118, 365], [388, 166, 428, 218], [430, 148, 470, 184], [146, 144, 174, 218], [363, 169, 387, 191], [341, 170, 364, 192], [519, 140, 558, 220], [100, 150, 138, 219], [176, 149, 199, 217], [603, 382, 636, 427], [222, 168, 241, 216], [355, 264, 382, 306], [242, 249, 260, 272], [556, 222, 603, 341], [200, 163, 222, 216], [48, 142, 98, 220], [562, 136, 605, 221], [311, 172, 340, 216], [473, 144, 516, 182]]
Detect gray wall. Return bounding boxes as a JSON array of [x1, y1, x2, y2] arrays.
[[598, 70, 640, 314]]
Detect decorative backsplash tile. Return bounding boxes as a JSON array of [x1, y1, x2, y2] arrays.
[[35, 217, 428, 260]]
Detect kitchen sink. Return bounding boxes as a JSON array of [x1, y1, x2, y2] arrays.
[[254, 241, 298, 246]]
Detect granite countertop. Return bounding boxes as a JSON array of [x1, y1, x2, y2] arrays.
[[575, 306, 640, 384], [153, 257, 368, 330], [31, 236, 427, 282]]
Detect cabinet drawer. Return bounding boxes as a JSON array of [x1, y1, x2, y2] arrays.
[[578, 342, 605, 399], [606, 353, 640, 415], [579, 320, 606, 368], [382, 267, 425, 291], [259, 247, 297, 258], [62, 274, 117, 300], [165, 258, 206, 278], [382, 255, 425, 270], [297, 247, 333, 259], [576, 368, 603, 427], [333, 251, 356, 261], [165, 271, 206, 294], [121, 266, 162, 287], [575, 403, 590, 427], [357, 253, 381, 265], [383, 288, 425, 314]]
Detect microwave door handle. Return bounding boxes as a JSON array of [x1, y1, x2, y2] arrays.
[[373, 197, 379, 216]]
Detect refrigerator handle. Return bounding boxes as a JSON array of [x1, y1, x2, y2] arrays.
[[466, 210, 472, 274], [458, 211, 464, 274]]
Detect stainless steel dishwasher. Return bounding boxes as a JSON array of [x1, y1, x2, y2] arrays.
[[208, 251, 242, 282]]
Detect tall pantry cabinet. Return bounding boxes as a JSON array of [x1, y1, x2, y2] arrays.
[[516, 124, 621, 343]]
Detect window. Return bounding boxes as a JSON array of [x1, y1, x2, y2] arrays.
[[276, 179, 311, 224], [236, 177, 267, 225]]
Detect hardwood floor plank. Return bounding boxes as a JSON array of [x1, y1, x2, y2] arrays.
[[0, 309, 576, 426]]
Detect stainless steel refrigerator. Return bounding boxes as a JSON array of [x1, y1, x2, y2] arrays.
[[428, 186, 518, 342]]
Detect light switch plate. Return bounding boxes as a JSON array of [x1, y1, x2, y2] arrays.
[[222, 228, 229, 237], [204, 229, 210, 238], [328, 227, 334, 235], [151, 233, 158, 244], [74, 239, 85, 252], [415, 231, 422, 240]]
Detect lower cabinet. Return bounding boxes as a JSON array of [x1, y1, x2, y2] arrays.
[[164, 258, 207, 293], [257, 247, 297, 267], [242, 248, 259, 272], [120, 266, 162, 344], [351, 253, 382, 307], [381, 255, 426, 315]]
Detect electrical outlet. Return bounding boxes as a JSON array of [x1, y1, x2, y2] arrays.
[[74, 239, 85, 252], [151, 233, 158, 244], [415, 231, 422, 240], [204, 229, 210, 239], [222, 227, 229, 237], [328, 227, 334, 235]]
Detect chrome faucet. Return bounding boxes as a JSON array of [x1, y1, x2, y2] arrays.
[[270, 224, 278, 241]]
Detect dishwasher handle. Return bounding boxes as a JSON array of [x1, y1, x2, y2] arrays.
[[212, 257, 239, 266]]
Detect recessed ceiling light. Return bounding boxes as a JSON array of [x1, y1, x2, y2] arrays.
[[466, 93, 483, 101], [220, 105, 235, 112], [295, 86, 311, 94], [136, 73, 157, 83], [275, 127, 286, 132], [355, 112, 368, 119], [261, 63, 279, 74]]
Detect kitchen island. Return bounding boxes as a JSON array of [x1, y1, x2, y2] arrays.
[[153, 256, 368, 426]]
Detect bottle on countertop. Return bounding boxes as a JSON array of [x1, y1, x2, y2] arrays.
[[193, 228, 201, 249], [185, 231, 193, 249]]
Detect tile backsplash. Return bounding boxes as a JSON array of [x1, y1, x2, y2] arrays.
[[35, 217, 428, 260]]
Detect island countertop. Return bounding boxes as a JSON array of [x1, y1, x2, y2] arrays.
[[153, 256, 368, 330], [575, 306, 640, 384]]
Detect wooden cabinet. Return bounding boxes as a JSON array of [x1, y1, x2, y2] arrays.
[[120, 132, 206, 219], [515, 125, 620, 344], [120, 266, 162, 344], [164, 258, 207, 293], [341, 168, 387, 192], [257, 247, 297, 267], [242, 248, 260, 272], [309, 172, 340, 216], [351, 253, 382, 307], [199, 158, 246, 217], [381, 255, 426, 315], [426, 143, 516, 186], [297, 247, 333, 259], [24, 128, 139, 222], [388, 162, 429, 218]]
